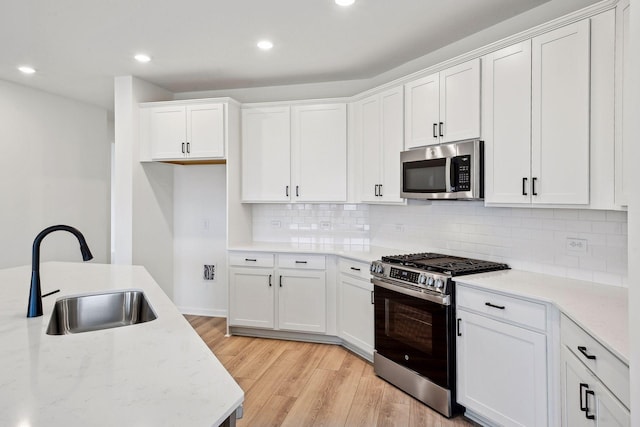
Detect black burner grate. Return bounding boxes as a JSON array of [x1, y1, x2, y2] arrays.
[[381, 252, 509, 276]]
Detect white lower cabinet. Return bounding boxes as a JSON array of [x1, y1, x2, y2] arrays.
[[560, 315, 629, 426], [337, 258, 374, 359], [456, 284, 549, 426], [229, 266, 274, 329], [278, 268, 326, 333], [228, 252, 326, 334]]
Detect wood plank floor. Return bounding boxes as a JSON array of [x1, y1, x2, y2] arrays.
[[186, 315, 478, 427]]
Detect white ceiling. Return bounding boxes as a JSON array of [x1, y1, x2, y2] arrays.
[[1, 0, 598, 111]]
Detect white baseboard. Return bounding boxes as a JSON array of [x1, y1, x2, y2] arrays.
[[178, 306, 228, 317]]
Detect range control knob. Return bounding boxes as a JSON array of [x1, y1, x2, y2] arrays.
[[418, 274, 427, 285], [427, 276, 434, 286], [375, 264, 384, 274], [370, 263, 376, 273], [434, 278, 444, 289]]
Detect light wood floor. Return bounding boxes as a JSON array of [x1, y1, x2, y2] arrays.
[[186, 315, 477, 427]]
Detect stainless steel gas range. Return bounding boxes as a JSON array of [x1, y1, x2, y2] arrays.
[[370, 252, 509, 418]]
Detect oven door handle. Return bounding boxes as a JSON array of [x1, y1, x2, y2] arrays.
[[372, 278, 450, 306]]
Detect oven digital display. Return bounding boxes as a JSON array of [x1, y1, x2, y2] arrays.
[[390, 267, 420, 284]]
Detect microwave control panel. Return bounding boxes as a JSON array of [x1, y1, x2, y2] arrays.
[[453, 155, 471, 191]]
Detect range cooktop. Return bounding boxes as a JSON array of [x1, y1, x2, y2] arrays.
[[380, 252, 510, 277]]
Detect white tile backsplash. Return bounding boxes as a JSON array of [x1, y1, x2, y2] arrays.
[[252, 201, 628, 287]]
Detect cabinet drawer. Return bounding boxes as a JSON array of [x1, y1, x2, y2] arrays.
[[338, 258, 371, 280], [456, 285, 547, 331], [229, 252, 274, 268], [561, 314, 629, 408], [278, 254, 326, 269]]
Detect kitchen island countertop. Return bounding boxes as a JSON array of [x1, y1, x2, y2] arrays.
[[0, 262, 243, 427]]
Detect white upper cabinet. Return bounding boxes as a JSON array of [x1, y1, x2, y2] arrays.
[[292, 104, 347, 202], [186, 104, 225, 158], [404, 58, 481, 149], [241, 106, 291, 202], [484, 20, 591, 205], [532, 20, 591, 205], [483, 41, 533, 204], [358, 86, 405, 204], [145, 102, 225, 161], [615, 0, 631, 206], [242, 103, 347, 203], [404, 73, 440, 148]]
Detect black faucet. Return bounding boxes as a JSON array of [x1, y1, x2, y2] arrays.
[[27, 225, 94, 318]]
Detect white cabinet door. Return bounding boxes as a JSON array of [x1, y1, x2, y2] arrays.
[[360, 95, 381, 203], [241, 106, 291, 202], [150, 105, 186, 160], [359, 87, 405, 204], [615, 0, 631, 206], [380, 86, 405, 203], [338, 275, 374, 356], [229, 267, 274, 329], [404, 73, 440, 149], [186, 103, 225, 158], [457, 309, 548, 426], [561, 347, 630, 427], [532, 20, 591, 204], [440, 58, 481, 143], [483, 41, 533, 204], [291, 104, 347, 202], [277, 269, 326, 333]]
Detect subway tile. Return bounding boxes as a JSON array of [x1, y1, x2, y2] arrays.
[[553, 209, 580, 220], [578, 210, 607, 221], [606, 234, 627, 248], [605, 210, 627, 222], [592, 221, 621, 235]]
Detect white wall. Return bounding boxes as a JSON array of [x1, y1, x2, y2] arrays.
[[173, 165, 228, 316], [252, 203, 628, 287], [113, 76, 175, 297], [0, 79, 110, 268]]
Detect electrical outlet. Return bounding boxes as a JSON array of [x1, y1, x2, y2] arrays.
[[395, 224, 405, 232], [320, 221, 331, 231], [270, 220, 281, 229], [203, 264, 216, 281], [566, 238, 588, 254]]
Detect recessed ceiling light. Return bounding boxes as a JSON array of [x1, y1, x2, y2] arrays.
[[335, 0, 355, 6], [18, 66, 36, 74], [257, 40, 274, 51], [134, 54, 151, 63]]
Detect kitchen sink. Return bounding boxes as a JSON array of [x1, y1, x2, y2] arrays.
[[46, 290, 157, 335]]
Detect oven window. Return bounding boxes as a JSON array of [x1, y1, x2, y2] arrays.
[[403, 159, 446, 193], [386, 300, 433, 356]]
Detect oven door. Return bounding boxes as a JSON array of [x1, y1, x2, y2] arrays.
[[374, 281, 453, 389]]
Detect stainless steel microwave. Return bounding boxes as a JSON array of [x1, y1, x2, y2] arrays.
[[400, 139, 484, 200]]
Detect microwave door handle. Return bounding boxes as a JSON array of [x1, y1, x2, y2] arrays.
[[445, 157, 453, 192]]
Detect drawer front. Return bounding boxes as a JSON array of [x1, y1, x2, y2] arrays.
[[456, 285, 547, 331], [561, 314, 629, 408], [278, 254, 326, 269], [338, 258, 371, 280], [229, 252, 274, 268]]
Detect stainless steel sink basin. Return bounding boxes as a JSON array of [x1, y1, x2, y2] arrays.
[[46, 290, 157, 335]]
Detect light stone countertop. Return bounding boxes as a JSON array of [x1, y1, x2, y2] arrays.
[[228, 242, 405, 263], [455, 270, 629, 364], [229, 243, 629, 364], [0, 262, 243, 427]]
